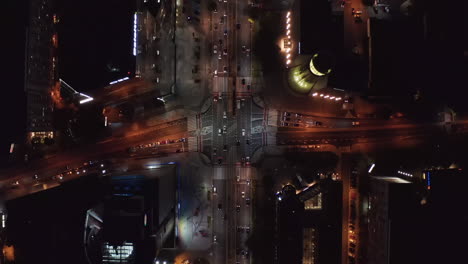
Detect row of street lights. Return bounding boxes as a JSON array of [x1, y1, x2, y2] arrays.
[[312, 92, 342, 101], [285, 11, 292, 67]]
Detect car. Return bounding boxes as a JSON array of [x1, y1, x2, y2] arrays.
[[246, 226, 250, 233], [246, 139, 250, 145], [242, 46, 246, 52], [224, 29, 228, 36], [223, 145, 228, 151], [384, 6, 390, 13], [241, 191, 245, 198], [246, 179, 250, 185], [246, 198, 250, 205], [236, 23, 240, 29], [242, 79, 246, 85], [218, 203, 222, 210], [236, 139, 240, 146], [352, 121, 360, 126], [223, 125, 227, 133], [33, 174, 39, 180], [218, 53, 222, 60], [236, 205, 240, 212], [218, 128, 222, 136], [218, 158, 223, 164], [242, 128, 245, 136], [213, 186, 217, 194], [214, 69, 218, 77], [213, 235, 217, 243], [246, 156, 250, 162], [237, 175, 240, 181], [220, 17, 224, 24], [223, 66, 228, 72], [223, 111, 227, 118], [341, 0, 345, 8], [223, 48, 227, 55]]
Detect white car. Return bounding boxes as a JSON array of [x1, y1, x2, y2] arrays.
[[218, 128, 222, 136], [223, 111, 227, 119], [213, 235, 217, 244], [223, 125, 227, 134], [241, 191, 245, 198], [218, 53, 222, 60], [213, 45, 218, 54], [242, 128, 245, 136]]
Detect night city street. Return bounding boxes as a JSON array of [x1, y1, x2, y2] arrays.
[[1, 0, 467, 264]]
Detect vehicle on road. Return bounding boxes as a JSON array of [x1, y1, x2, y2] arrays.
[[218, 203, 222, 210], [213, 235, 217, 243], [218, 128, 222, 136], [223, 111, 227, 118], [223, 145, 228, 151], [236, 205, 240, 212], [241, 191, 245, 198], [246, 198, 250, 205], [242, 128, 245, 136]]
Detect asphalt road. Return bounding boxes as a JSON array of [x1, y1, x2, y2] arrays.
[[0, 121, 188, 200]]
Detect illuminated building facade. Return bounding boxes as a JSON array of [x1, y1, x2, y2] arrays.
[[24, 0, 59, 141]]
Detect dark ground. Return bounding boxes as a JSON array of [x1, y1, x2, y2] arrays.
[[5, 175, 105, 264]]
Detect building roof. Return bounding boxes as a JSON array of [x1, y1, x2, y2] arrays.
[[372, 176, 411, 184]]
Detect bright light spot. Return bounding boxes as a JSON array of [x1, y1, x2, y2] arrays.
[[335, 97, 342, 101], [286, 30, 290, 35], [324, 95, 329, 98], [330, 96, 335, 99], [287, 18, 290, 23], [286, 54, 291, 58], [101, 164, 104, 168], [83, 169, 86, 173], [104, 116, 108, 127], [368, 163, 375, 173], [286, 24, 290, 29], [102, 170, 107, 174], [278, 196, 282, 201], [79, 93, 94, 104], [320, 94, 324, 97], [287, 11, 291, 18], [163, 262, 167, 264], [109, 77, 130, 85], [312, 93, 318, 96], [157, 97, 165, 103], [286, 60, 291, 64]]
